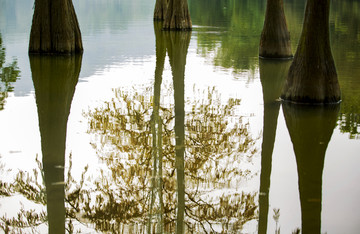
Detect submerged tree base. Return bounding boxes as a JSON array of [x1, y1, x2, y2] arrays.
[[29, 0, 83, 54], [281, 0, 341, 104], [154, 0, 168, 21], [162, 0, 192, 31]]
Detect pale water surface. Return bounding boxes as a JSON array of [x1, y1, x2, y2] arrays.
[[0, 0, 359, 233]]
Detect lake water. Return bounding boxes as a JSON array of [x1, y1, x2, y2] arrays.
[[0, 0, 359, 233]]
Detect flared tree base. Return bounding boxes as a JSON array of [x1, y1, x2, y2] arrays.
[[153, 0, 168, 21], [281, 56, 341, 104], [29, 0, 83, 54], [162, 0, 192, 31], [281, 0, 341, 104]]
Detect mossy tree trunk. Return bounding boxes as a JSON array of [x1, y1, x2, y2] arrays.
[[259, 0, 292, 58], [163, 0, 192, 30], [281, 0, 341, 103], [29, 0, 83, 54], [154, 0, 168, 21]]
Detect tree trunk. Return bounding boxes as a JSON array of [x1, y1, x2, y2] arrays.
[[30, 54, 82, 233], [281, 0, 341, 103], [259, 0, 292, 58], [283, 103, 339, 233], [29, 0, 83, 54], [154, 0, 168, 21], [163, 0, 192, 30]]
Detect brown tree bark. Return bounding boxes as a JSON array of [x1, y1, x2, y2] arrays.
[[281, 0, 341, 103], [163, 0, 192, 30], [29, 0, 83, 54], [154, 0, 168, 21], [259, 0, 292, 58]]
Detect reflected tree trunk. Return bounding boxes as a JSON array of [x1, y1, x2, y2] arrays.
[[259, 0, 292, 58], [281, 0, 341, 103], [154, 0, 168, 21], [30, 54, 82, 233], [165, 30, 191, 233], [163, 0, 192, 30], [29, 0, 83, 54], [148, 22, 166, 234], [283, 103, 339, 233], [258, 59, 290, 234]]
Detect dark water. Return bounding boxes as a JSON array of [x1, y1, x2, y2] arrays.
[[0, 0, 359, 233]]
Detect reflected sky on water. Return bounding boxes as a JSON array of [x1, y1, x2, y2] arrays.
[[0, 0, 360, 233]]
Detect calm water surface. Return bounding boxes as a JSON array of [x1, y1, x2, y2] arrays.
[[0, 0, 359, 233]]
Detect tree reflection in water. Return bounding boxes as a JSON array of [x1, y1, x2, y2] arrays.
[[0, 26, 258, 234], [31, 55, 82, 233], [0, 33, 20, 111], [84, 85, 258, 233], [147, 22, 166, 233], [83, 23, 258, 233], [0, 55, 82, 233], [283, 103, 339, 233], [258, 58, 291, 234]]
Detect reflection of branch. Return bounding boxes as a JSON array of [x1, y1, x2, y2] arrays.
[[82, 85, 258, 232], [0, 208, 47, 231], [185, 191, 216, 233], [184, 208, 211, 234]]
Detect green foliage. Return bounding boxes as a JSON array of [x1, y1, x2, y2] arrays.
[[190, 0, 265, 73], [0, 33, 20, 110]]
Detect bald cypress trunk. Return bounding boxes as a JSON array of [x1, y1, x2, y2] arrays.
[[259, 0, 292, 58], [163, 0, 192, 30], [154, 0, 168, 21], [29, 0, 83, 54], [281, 0, 341, 103]]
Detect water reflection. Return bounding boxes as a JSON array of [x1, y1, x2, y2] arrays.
[[283, 103, 340, 233], [190, 0, 360, 139], [166, 28, 191, 234], [147, 22, 166, 233], [191, 0, 265, 73], [31, 54, 82, 233], [0, 55, 81, 232], [258, 59, 291, 234], [331, 0, 360, 139], [0, 0, 359, 233], [0, 33, 20, 110], [83, 23, 258, 233]]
